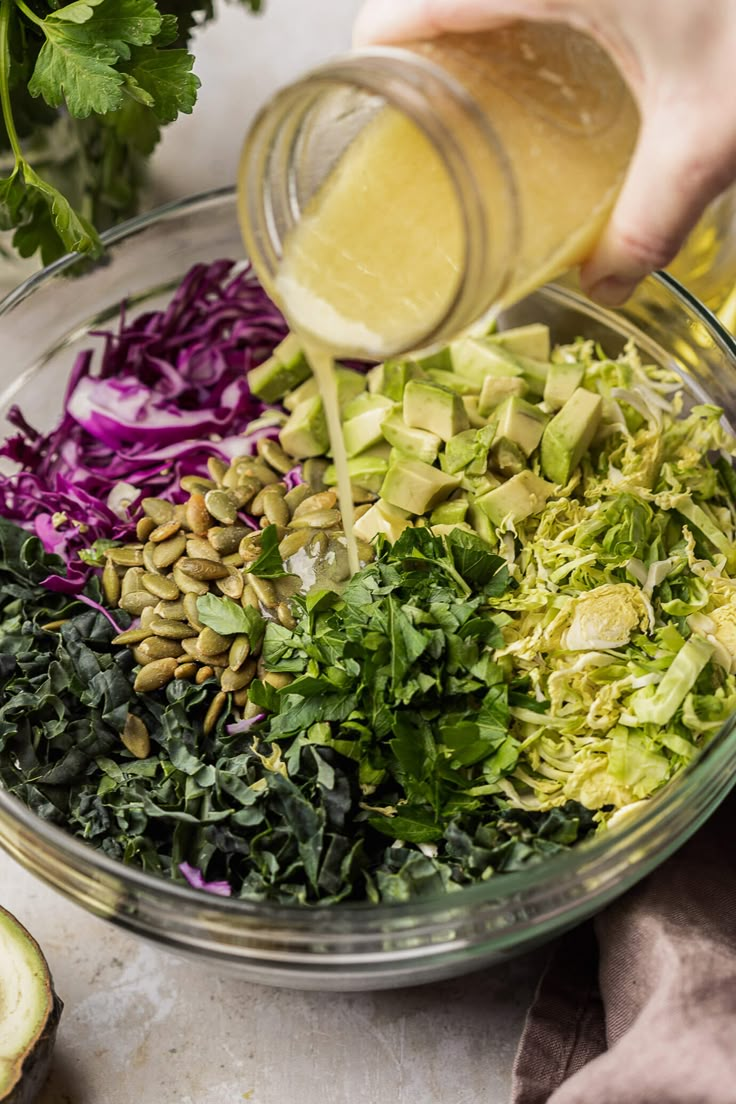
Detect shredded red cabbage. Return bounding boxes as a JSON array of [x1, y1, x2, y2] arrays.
[[179, 861, 232, 897], [0, 260, 287, 590]]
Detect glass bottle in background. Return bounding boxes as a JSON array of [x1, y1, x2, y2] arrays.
[[668, 186, 736, 330], [238, 22, 640, 359]]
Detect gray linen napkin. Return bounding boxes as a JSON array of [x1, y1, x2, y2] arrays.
[[511, 795, 736, 1104]]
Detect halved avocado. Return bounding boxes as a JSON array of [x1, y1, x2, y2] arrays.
[[0, 906, 62, 1104]]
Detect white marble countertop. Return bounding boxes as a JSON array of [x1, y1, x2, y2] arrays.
[[1, 4, 547, 1100]]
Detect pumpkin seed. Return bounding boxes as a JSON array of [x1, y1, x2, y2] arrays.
[[292, 490, 338, 518], [222, 470, 262, 502], [248, 574, 277, 607], [233, 688, 250, 708], [121, 566, 145, 598], [228, 634, 250, 670], [140, 606, 157, 630], [240, 460, 281, 486], [215, 570, 245, 600], [154, 599, 187, 621], [40, 619, 69, 632], [181, 639, 229, 666], [241, 583, 260, 610], [276, 602, 296, 630], [239, 533, 263, 562], [180, 475, 216, 495], [177, 557, 229, 581], [264, 494, 290, 528], [186, 493, 211, 536], [283, 484, 312, 514], [257, 437, 293, 474], [142, 573, 180, 601], [351, 483, 377, 505], [353, 504, 372, 521], [149, 517, 182, 543], [183, 592, 204, 630], [198, 627, 232, 655], [134, 657, 179, 693], [357, 540, 376, 563], [263, 671, 294, 690], [135, 637, 185, 662], [243, 698, 264, 720], [172, 563, 208, 595], [274, 575, 301, 601], [136, 516, 157, 542], [102, 559, 121, 605], [308, 531, 329, 557], [203, 691, 227, 736], [204, 489, 239, 526], [303, 458, 328, 491], [208, 524, 249, 556], [278, 529, 311, 559], [142, 542, 160, 575], [151, 617, 197, 640], [112, 627, 152, 646], [121, 714, 150, 759], [196, 665, 215, 685], [108, 545, 144, 567], [289, 508, 341, 529], [222, 552, 245, 567], [220, 666, 253, 692], [152, 532, 187, 569], [174, 662, 198, 681], [119, 590, 157, 616], [141, 497, 175, 525], [207, 456, 229, 485], [186, 537, 221, 562]]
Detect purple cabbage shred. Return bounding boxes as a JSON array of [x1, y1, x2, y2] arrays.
[[0, 260, 287, 590], [179, 861, 232, 897]]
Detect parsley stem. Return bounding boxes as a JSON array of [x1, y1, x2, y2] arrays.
[[13, 0, 41, 28], [0, 0, 24, 167]]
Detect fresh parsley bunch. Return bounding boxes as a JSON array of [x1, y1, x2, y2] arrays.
[[0, 0, 261, 265]]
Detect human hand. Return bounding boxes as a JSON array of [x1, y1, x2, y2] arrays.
[[354, 0, 736, 306]]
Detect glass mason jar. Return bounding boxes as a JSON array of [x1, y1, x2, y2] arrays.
[[238, 22, 640, 359]]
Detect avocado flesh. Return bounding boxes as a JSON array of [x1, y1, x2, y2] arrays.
[[450, 337, 523, 386], [324, 455, 388, 494], [381, 457, 461, 514], [248, 333, 311, 402], [279, 395, 329, 459], [491, 323, 551, 361], [403, 379, 469, 442], [493, 395, 548, 456], [476, 471, 556, 526], [478, 375, 527, 417], [543, 361, 585, 411], [541, 387, 603, 485], [283, 367, 367, 414], [342, 398, 396, 458], [380, 412, 441, 464], [0, 907, 61, 1104], [353, 501, 413, 543]]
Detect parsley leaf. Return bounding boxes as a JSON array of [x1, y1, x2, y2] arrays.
[[197, 594, 265, 644], [245, 524, 289, 579]]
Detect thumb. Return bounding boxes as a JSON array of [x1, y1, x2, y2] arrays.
[[581, 103, 736, 306], [353, 0, 537, 46]]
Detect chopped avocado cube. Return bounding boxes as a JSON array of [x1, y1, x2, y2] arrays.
[[491, 323, 551, 361], [413, 346, 453, 373], [443, 428, 481, 474], [475, 470, 556, 526], [450, 337, 523, 385], [324, 455, 389, 494], [462, 472, 500, 496], [493, 395, 548, 456], [343, 402, 396, 459], [380, 411, 441, 464], [515, 355, 551, 397], [431, 522, 475, 538], [279, 396, 329, 459], [248, 345, 311, 403], [468, 501, 494, 544], [380, 359, 426, 401], [488, 438, 527, 478], [342, 392, 394, 421], [478, 375, 528, 417], [431, 498, 469, 525], [462, 395, 490, 429], [380, 457, 461, 515], [366, 363, 384, 394], [353, 501, 412, 544], [283, 367, 366, 413], [403, 379, 469, 442], [426, 369, 479, 395], [540, 387, 603, 484], [544, 361, 585, 411]]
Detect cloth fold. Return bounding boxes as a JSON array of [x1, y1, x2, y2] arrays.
[[511, 795, 736, 1104]]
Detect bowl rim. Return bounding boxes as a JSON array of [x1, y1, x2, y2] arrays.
[[1, 186, 736, 929]]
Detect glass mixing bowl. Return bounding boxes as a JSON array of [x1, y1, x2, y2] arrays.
[[1, 189, 735, 991]]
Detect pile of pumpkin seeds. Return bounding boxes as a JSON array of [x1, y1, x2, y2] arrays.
[[99, 438, 376, 735]]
